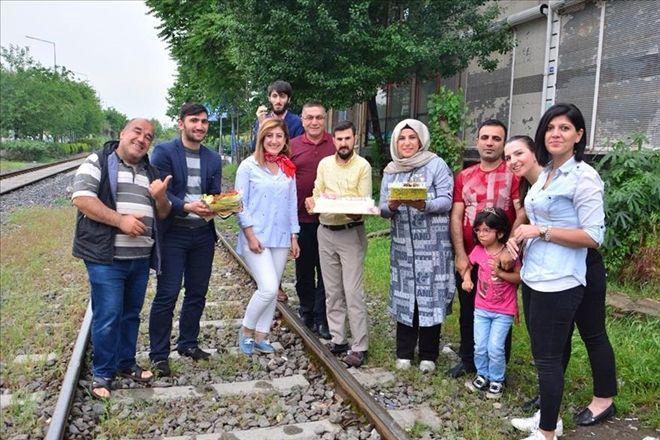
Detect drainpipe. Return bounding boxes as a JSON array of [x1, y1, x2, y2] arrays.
[[590, 1, 606, 150]]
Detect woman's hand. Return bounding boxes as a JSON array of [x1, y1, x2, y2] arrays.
[[403, 199, 426, 211], [290, 235, 300, 259], [513, 224, 541, 242], [247, 236, 264, 253], [388, 200, 402, 211]]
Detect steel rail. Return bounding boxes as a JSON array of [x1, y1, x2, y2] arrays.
[[45, 302, 93, 440], [0, 154, 87, 180], [0, 160, 84, 195], [217, 233, 411, 440]]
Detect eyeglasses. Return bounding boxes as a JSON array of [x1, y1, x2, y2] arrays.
[[302, 115, 325, 121], [473, 227, 494, 235]]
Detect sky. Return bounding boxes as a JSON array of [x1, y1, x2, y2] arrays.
[[0, 0, 177, 126]]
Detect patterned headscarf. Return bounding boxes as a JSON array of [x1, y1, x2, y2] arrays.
[[383, 119, 437, 174]]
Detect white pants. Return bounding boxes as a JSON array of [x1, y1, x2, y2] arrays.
[[241, 246, 289, 333]]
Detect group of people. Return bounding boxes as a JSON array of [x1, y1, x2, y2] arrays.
[[72, 78, 616, 440]]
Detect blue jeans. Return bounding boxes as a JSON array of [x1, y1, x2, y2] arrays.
[[149, 225, 215, 361], [85, 258, 150, 378], [473, 308, 514, 383]]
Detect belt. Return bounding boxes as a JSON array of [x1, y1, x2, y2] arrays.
[[322, 221, 364, 231]]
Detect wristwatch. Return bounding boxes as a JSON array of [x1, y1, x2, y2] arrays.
[[538, 225, 550, 241]]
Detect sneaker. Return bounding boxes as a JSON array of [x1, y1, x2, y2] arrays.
[[177, 347, 211, 360], [326, 342, 349, 355], [419, 360, 436, 373], [511, 410, 563, 437], [519, 429, 558, 440], [487, 381, 504, 399], [238, 331, 255, 355], [446, 360, 476, 378], [254, 339, 276, 354], [395, 359, 411, 370], [344, 350, 367, 368], [465, 374, 489, 392]]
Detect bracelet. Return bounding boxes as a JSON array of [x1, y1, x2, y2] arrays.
[[545, 226, 552, 242]]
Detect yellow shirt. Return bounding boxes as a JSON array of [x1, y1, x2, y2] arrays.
[[312, 152, 372, 225]]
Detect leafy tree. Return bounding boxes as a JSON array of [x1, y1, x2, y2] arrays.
[[103, 107, 129, 138], [147, 0, 512, 164]]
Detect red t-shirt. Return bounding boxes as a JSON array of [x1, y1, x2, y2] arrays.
[[290, 132, 336, 223], [453, 161, 520, 253]]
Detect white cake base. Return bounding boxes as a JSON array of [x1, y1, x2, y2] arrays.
[[312, 196, 380, 215]]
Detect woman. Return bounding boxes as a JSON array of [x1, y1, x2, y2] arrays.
[[235, 119, 300, 355], [506, 104, 615, 440], [379, 119, 454, 373], [504, 135, 617, 435]]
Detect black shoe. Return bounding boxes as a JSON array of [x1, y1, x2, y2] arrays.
[[522, 394, 541, 412], [152, 360, 171, 377], [326, 342, 349, 354], [574, 403, 616, 426], [177, 347, 211, 360], [446, 360, 476, 378], [317, 324, 331, 340]]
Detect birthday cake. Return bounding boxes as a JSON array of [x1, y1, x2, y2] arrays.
[[312, 194, 379, 215], [388, 182, 428, 201]]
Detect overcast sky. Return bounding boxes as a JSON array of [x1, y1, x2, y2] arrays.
[[0, 0, 177, 126]]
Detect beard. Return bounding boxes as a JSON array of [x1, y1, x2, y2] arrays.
[[271, 102, 288, 116], [337, 148, 353, 160]]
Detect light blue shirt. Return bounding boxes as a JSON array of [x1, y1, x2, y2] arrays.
[[521, 157, 605, 291], [235, 156, 300, 253]]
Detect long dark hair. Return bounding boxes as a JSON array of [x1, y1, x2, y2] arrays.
[[535, 103, 587, 165], [472, 207, 511, 245]]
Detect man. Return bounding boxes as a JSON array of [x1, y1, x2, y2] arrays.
[[447, 119, 524, 379], [72, 119, 172, 399], [290, 102, 335, 340], [250, 80, 304, 152], [148, 103, 222, 376], [305, 121, 372, 368]]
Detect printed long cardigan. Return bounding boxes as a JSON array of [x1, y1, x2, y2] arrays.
[[379, 156, 455, 327]]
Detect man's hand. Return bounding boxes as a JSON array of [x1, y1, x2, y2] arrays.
[[304, 197, 316, 214], [149, 175, 172, 202], [256, 105, 268, 122], [119, 214, 146, 237], [461, 278, 474, 293], [455, 254, 469, 276], [184, 200, 214, 217]]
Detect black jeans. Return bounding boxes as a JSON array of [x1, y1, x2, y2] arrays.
[[396, 302, 441, 362], [456, 266, 512, 367], [522, 249, 617, 398], [527, 284, 584, 431], [295, 222, 328, 328]]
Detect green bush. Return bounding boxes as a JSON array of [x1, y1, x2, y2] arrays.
[[427, 86, 467, 172], [0, 140, 58, 161], [596, 133, 660, 284]]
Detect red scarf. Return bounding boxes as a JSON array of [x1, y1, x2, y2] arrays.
[[264, 152, 296, 178]]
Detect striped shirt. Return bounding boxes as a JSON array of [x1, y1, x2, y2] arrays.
[[72, 152, 155, 259], [172, 147, 207, 228]]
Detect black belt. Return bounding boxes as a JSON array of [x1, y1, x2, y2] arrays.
[[322, 221, 363, 231]]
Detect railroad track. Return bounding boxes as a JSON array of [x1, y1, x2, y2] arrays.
[[34, 227, 434, 440], [0, 156, 86, 195]]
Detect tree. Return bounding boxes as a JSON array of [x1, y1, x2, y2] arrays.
[[104, 107, 129, 138], [147, 0, 512, 163]]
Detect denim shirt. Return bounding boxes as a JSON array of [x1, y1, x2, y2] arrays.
[[521, 157, 605, 291], [235, 156, 300, 253]]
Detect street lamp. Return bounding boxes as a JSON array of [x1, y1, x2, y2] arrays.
[[25, 35, 56, 69]]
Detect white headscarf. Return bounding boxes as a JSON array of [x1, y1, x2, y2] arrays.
[[383, 119, 437, 174]]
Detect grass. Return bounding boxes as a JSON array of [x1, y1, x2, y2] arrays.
[[0, 160, 37, 173], [0, 206, 89, 437], [361, 218, 660, 437]]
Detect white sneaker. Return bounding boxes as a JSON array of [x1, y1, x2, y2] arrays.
[[520, 429, 558, 440], [419, 360, 436, 373], [511, 410, 563, 437], [395, 359, 411, 370]]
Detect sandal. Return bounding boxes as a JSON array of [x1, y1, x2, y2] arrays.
[[118, 364, 153, 383], [91, 376, 112, 399]]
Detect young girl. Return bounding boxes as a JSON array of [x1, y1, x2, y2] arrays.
[[461, 207, 520, 398]]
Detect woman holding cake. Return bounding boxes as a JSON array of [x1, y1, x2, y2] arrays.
[[379, 119, 455, 373], [235, 119, 300, 355]]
